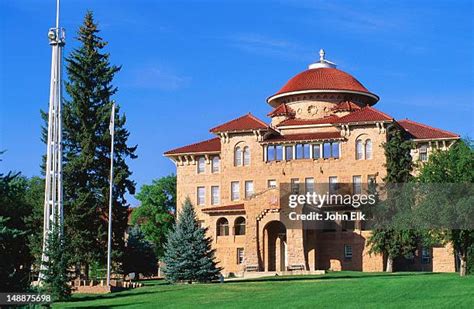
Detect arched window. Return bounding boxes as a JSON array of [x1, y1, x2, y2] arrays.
[[211, 156, 220, 173], [197, 156, 206, 173], [234, 147, 242, 166], [356, 139, 363, 160], [243, 146, 250, 166], [217, 218, 229, 236], [234, 217, 246, 235], [365, 139, 372, 160]]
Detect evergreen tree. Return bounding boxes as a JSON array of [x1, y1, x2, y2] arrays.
[[368, 128, 418, 272], [60, 11, 137, 278], [163, 198, 221, 283], [123, 226, 158, 278], [42, 221, 71, 301], [0, 168, 33, 292]]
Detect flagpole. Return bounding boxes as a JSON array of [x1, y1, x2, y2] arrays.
[[106, 102, 115, 287]]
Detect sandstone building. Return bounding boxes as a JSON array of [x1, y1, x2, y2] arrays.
[[164, 50, 460, 275]]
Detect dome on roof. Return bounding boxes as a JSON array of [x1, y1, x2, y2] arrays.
[[267, 50, 379, 107]]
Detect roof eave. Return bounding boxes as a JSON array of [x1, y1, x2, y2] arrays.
[[267, 89, 379, 107]]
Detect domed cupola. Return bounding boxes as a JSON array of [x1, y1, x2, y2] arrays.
[[267, 49, 379, 108]]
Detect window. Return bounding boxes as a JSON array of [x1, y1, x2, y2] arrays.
[[198, 220, 205, 229], [305, 177, 315, 193], [353, 176, 362, 194], [324, 142, 340, 159], [291, 178, 300, 194], [211, 156, 220, 173], [267, 145, 276, 162], [365, 139, 372, 160], [275, 145, 283, 161], [235, 217, 246, 235], [217, 218, 229, 236], [268, 179, 277, 188], [211, 186, 220, 205], [237, 248, 245, 264], [329, 176, 338, 194], [197, 186, 205, 205], [231, 182, 240, 201], [332, 142, 340, 159], [421, 247, 431, 264], [197, 157, 205, 174], [243, 146, 250, 166], [344, 245, 353, 259], [245, 181, 254, 199], [285, 146, 293, 160], [313, 144, 321, 159], [419, 144, 428, 162], [296, 144, 310, 159], [356, 139, 363, 160], [234, 147, 242, 166]]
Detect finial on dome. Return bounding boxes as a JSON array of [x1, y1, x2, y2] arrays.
[[319, 49, 325, 62], [309, 48, 336, 69]]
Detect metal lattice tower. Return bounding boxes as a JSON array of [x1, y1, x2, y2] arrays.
[[40, 0, 65, 280]]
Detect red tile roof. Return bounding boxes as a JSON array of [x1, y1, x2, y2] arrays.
[[210, 113, 269, 133], [331, 101, 362, 112], [268, 68, 378, 104], [202, 204, 245, 213], [398, 119, 460, 140], [334, 106, 393, 124], [267, 104, 296, 117], [164, 137, 221, 155], [276, 115, 339, 127], [263, 132, 342, 143]]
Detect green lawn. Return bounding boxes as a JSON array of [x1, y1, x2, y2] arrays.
[[54, 272, 474, 308]]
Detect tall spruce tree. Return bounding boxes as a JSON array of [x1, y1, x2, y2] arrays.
[[61, 11, 137, 278], [42, 220, 71, 301], [368, 128, 418, 272], [163, 198, 221, 283]]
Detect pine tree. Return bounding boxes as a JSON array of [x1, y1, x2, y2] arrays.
[[42, 221, 71, 301], [61, 11, 137, 278], [368, 128, 418, 272], [163, 198, 221, 283], [123, 226, 158, 278]]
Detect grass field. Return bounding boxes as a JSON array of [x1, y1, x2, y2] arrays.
[[54, 272, 474, 308]]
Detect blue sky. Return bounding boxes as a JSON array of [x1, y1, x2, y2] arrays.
[[1, 0, 473, 205]]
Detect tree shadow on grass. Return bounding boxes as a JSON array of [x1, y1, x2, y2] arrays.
[[224, 272, 440, 284]]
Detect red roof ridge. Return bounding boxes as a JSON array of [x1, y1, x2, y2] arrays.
[[210, 113, 269, 133], [397, 119, 459, 139], [202, 203, 245, 213], [164, 137, 221, 155], [335, 105, 393, 124], [267, 104, 296, 117]]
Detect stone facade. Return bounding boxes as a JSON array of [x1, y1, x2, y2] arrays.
[[165, 56, 460, 276]]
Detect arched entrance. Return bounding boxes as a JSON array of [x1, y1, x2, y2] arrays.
[[264, 221, 287, 271]]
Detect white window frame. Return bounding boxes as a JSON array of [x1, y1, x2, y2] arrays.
[[197, 186, 205, 205], [231, 181, 240, 201], [211, 156, 220, 173], [211, 186, 220, 205], [245, 180, 254, 199], [197, 156, 206, 174], [365, 139, 372, 160], [353, 175, 362, 194], [237, 248, 245, 264], [234, 147, 242, 166], [243, 146, 250, 166], [305, 177, 315, 193], [268, 179, 277, 188]]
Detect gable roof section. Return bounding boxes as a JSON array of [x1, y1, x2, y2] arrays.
[[164, 137, 221, 155], [397, 119, 460, 140], [334, 106, 393, 124], [267, 104, 296, 117], [263, 131, 342, 143], [276, 115, 339, 127], [210, 113, 269, 133], [331, 100, 362, 112]]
